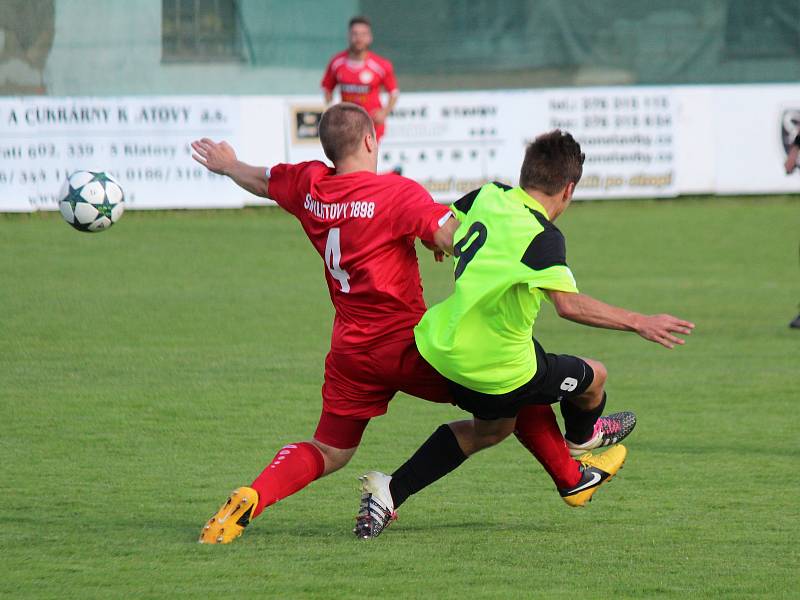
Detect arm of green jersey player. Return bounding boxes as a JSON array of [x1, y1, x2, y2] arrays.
[[546, 290, 695, 349], [191, 138, 270, 198]]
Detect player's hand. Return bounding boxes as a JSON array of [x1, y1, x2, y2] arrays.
[[372, 108, 388, 125], [784, 155, 797, 174], [191, 138, 237, 175], [420, 239, 445, 262], [635, 314, 695, 349]]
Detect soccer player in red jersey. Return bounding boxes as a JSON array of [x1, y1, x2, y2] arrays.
[[321, 16, 398, 142], [190, 104, 608, 544]]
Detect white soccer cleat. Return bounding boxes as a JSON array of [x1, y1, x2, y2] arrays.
[[354, 471, 396, 539], [566, 411, 637, 457]]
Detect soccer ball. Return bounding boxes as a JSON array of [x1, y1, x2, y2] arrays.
[[59, 171, 125, 232]]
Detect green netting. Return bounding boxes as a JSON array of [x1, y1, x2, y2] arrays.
[[1, 0, 799, 95], [363, 0, 800, 89]]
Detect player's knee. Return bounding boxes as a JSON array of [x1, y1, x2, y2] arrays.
[[473, 420, 515, 449], [472, 431, 502, 449], [325, 453, 351, 473], [310, 439, 356, 475], [586, 359, 607, 388]]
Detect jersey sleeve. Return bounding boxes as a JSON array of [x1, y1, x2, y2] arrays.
[[451, 187, 481, 220], [321, 57, 337, 92], [390, 179, 452, 243], [381, 59, 399, 94], [520, 228, 579, 293], [452, 182, 510, 220], [267, 162, 319, 216]]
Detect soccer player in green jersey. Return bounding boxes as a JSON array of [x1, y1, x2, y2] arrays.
[[355, 130, 695, 538]]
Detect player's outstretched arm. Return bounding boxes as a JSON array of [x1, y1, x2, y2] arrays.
[[547, 290, 695, 349], [191, 138, 270, 198], [784, 144, 799, 174]]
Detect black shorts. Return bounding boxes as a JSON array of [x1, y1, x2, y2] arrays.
[[447, 339, 594, 420]]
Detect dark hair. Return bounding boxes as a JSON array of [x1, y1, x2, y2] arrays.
[[519, 130, 585, 195], [349, 15, 371, 29], [318, 102, 374, 162]]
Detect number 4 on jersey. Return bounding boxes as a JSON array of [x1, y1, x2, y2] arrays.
[[325, 228, 351, 293]]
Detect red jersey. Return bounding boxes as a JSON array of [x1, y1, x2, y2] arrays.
[[267, 161, 450, 354], [321, 50, 398, 118]]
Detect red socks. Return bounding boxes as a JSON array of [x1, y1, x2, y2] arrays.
[[514, 404, 581, 489], [250, 442, 325, 518]]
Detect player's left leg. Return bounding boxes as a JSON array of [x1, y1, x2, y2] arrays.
[[354, 417, 515, 539], [791, 244, 800, 328], [396, 338, 582, 493]]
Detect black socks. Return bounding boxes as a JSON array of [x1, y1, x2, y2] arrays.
[[389, 424, 468, 508], [561, 392, 607, 444]]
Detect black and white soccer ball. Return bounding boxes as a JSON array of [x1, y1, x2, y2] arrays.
[[59, 171, 125, 232]]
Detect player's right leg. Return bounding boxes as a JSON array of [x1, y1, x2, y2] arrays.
[[513, 343, 634, 507], [200, 349, 390, 544], [354, 417, 516, 539], [525, 340, 636, 457], [556, 357, 636, 457], [395, 338, 585, 494]]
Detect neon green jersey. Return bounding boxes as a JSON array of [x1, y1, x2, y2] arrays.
[[414, 183, 579, 394]]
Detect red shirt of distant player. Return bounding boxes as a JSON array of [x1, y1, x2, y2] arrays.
[[320, 51, 398, 141], [267, 161, 450, 353]]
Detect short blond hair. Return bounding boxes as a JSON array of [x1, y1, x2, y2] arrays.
[[318, 103, 375, 162]]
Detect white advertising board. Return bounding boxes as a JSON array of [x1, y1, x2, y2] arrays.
[[0, 96, 285, 212], [710, 84, 800, 195], [4, 85, 800, 213], [672, 87, 716, 195], [529, 87, 677, 200], [284, 88, 677, 202], [238, 97, 286, 206]]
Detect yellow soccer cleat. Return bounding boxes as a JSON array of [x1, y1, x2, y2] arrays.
[[559, 444, 627, 507], [198, 486, 258, 544]]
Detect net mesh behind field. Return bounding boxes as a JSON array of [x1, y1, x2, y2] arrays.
[[2, 0, 800, 95]]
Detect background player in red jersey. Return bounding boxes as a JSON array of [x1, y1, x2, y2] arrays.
[[190, 103, 603, 545], [321, 16, 398, 143]]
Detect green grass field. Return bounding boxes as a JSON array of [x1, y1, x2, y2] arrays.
[[1, 196, 798, 599]]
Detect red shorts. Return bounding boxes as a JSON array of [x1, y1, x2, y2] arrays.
[[314, 336, 452, 448], [374, 122, 385, 142]]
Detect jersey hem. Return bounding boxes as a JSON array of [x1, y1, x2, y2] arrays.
[[414, 332, 538, 395], [329, 327, 417, 355]]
